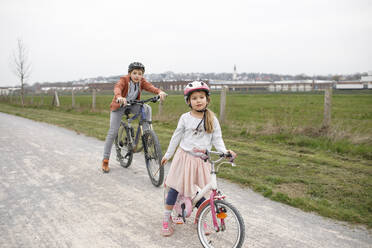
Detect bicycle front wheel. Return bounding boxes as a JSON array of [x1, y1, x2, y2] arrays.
[[115, 122, 133, 168], [197, 200, 245, 248], [142, 129, 164, 187]]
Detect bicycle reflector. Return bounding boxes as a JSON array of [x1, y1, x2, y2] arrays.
[[217, 212, 227, 219]]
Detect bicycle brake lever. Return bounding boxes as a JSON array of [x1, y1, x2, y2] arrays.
[[126, 100, 135, 106]]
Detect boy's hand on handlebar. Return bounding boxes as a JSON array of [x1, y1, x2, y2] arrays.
[[158, 91, 167, 101], [116, 97, 127, 106], [161, 157, 168, 166]]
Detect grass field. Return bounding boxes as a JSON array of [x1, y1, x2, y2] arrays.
[[1, 90, 371, 227]]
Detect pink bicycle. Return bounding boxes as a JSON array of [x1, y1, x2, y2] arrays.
[[164, 148, 245, 248]]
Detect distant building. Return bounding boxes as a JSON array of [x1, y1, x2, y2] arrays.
[[0, 87, 10, 95], [336, 83, 364, 90], [361, 70, 372, 82], [232, 65, 237, 81]]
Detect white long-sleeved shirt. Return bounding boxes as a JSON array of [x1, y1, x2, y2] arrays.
[[164, 112, 227, 160]]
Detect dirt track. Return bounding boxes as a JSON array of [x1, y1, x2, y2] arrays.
[[0, 112, 371, 248]]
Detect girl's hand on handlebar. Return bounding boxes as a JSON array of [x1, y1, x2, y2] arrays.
[[161, 157, 168, 166], [116, 97, 127, 106], [226, 150, 237, 160], [158, 91, 167, 101]]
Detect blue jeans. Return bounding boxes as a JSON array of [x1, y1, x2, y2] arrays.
[[166, 187, 206, 208]]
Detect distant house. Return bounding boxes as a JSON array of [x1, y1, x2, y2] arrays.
[[40, 85, 89, 93], [0, 87, 10, 95], [336, 82, 364, 90], [361, 71, 372, 89], [0, 87, 21, 95]]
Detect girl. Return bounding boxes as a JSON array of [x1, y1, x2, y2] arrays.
[[160, 81, 236, 236], [102, 62, 167, 173]]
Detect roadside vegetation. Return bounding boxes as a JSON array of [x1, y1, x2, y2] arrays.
[[1, 90, 371, 228]]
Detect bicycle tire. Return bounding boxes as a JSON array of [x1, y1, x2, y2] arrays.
[[197, 200, 245, 248], [142, 129, 164, 187], [115, 122, 133, 168]]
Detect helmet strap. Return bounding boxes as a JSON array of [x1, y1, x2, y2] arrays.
[[195, 111, 207, 132], [188, 99, 209, 131], [194, 106, 208, 132]]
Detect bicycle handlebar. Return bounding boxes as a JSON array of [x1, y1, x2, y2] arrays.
[[192, 148, 236, 166], [117, 95, 160, 107], [127, 95, 160, 105]]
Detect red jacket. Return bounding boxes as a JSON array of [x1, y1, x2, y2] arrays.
[[110, 75, 161, 111]]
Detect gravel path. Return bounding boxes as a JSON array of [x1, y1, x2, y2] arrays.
[[0, 112, 371, 248]]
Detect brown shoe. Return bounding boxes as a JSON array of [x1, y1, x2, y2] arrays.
[[102, 159, 110, 173]]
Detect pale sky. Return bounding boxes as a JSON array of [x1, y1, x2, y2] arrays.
[[1, 0, 371, 86]]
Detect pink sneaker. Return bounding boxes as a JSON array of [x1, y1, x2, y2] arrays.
[[161, 221, 174, 237]]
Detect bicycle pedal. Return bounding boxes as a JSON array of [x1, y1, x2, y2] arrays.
[[172, 217, 184, 224]]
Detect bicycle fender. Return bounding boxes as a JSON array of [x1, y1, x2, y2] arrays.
[[194, 200, 210, 224]]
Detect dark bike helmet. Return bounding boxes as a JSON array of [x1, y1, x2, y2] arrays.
[[128, 62, 145, 73]]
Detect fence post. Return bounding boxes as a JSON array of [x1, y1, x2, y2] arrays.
[[52, 90, 60, 107], [92, 88, 96, 111], [322, 85, 332, 130], [40, 93, 44, 106], [219, 86, 228, 124], [72, 89, 75, 108], [157, 87, 163, 117]]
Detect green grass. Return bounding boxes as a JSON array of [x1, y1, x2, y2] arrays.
[[1, 91, 372, 228]]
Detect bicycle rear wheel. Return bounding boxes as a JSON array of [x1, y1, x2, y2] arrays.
[[197, 200, 245, 248], [142, 129, 164, 187], [115, 122, 133, 168]]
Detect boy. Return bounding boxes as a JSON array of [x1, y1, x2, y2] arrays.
[[102, 62, 167, 173]]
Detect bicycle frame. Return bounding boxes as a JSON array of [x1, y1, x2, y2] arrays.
[[124, 101, 154, 152]]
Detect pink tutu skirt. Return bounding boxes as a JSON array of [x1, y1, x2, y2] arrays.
[[165, 148, 211, 198]]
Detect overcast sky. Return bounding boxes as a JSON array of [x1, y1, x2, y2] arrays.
[[1, 0, 371, 86]]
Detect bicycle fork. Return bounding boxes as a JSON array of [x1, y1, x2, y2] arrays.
[[194, 174, 227, 232], [209, 191, 230, 232]]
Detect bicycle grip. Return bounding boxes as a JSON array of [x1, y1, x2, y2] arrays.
[[225, 152, 235, 163]]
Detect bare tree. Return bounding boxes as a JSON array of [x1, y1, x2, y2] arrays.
[[11, 38, 31, 107]]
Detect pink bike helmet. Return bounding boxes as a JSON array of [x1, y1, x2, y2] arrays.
[[184, 81, 210, 104]]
